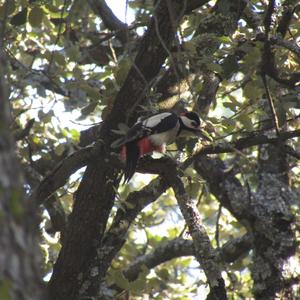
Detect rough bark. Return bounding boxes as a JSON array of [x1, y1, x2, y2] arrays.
[[170, 174, 228, 300], [48, 1, 190, 299], [194, 154, 297, 299], [0, 52, 46, 300], [124, 233, 252, 282]]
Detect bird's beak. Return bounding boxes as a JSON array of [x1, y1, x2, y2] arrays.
[[195, 128, 212, 142]]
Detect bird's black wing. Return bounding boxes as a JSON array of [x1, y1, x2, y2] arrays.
[[143, 112, 178, 135], [112, 112, 178, 148]]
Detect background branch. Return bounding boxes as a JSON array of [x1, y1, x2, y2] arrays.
[[123, 233, 252, 283], [168, 172, 228, 300], [88, 0, 128, 43]]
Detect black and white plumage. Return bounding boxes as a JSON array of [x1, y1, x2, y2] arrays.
[[113, 111, 209, 182]]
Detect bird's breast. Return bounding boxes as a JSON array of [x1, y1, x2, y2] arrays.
[[148, 124, 180, 146]]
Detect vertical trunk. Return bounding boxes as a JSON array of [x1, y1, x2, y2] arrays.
[[0, 53, 46, 299], [251, 97, 295, 299], [48, 1, 187, 299]]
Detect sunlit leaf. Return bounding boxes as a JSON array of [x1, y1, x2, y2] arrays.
[[238, 114, 253, 130], [28, 6, 44, 27], [243, 81, 262, 100]]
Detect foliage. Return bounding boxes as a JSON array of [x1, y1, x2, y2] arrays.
[[1, 0, 300, 299]]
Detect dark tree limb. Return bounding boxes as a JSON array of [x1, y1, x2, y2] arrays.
[[123, 233, 252, 282], [270, 36, 300, 59], [261, 73, 280, 136], [276, 1, 299, 37], [253, 12, 296, 294], [88, 0, 128, 43], [48, 2, 191, 299], [80, 176, 170, 296], [260, 1, 300, 88], [184, 129, 300, 166], [44, 195, 68, 240], [193, 156, 249, 222], [30, 146, 94, 205], [185, 0, 211, 14], [0, 46, 46, 299], [193, 155, 297, 299], [14, 118, 35, 141], [31, 129, 300, 210], [169, 173, 228, 300]]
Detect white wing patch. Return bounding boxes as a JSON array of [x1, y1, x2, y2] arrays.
[[141, 112, 173, 128]]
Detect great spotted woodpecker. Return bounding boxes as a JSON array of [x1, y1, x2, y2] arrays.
[[113, 111, 209, 182]]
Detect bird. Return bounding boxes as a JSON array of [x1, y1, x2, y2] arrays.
[[112, 111, 210, 183]]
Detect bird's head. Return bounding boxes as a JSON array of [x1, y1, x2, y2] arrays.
[[179, 111, 212, 141]]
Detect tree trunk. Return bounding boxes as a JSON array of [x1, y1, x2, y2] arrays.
[[0, 52, 46, 300]]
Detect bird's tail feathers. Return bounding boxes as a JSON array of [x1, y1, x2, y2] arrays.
[[123, 142, 140, 183]]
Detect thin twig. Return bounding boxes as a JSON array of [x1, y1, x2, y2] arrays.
[[261, 0, 280, 137], [47, 0, 68, 73], [215, 204, 222, 250], [261, 73, 280, 136]]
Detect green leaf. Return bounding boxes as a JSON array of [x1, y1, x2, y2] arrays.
[[238, 114, 253, 130], [38, 110, 53, 123], [157, 268, 170, 281], [187, 182, 201, 198], [221, 117, 235, 132], [243, 81, 262, 100], [79, 83, 101, 100], [66, 45, 80, 61], [70, 129, 80, 142], [223, 101, 237, 111], [206, 62, 223, 73], [218, 35, 232, 43], [184, 40, 197, 53], [28, 6, 44, 27], [109, 270, 130, 289], [52, 51, 66, 66], [10, 7, 27, 26]]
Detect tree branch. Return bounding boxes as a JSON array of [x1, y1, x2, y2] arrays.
[[80, 176, 170, 296], [88, 0, 128, 43], [29, 146, 94, 205], [276, 1, 299, 37], [0, 37, 46, 299], [193, 154, 297, 299], [49, 2, 190, 299], [259, 1, 300, 88], [183, 129, 300, 169], [168, 173, 228, 300], [261, 73, 280, 136], [14, 118, 35, 141], [44, 195, 67, 241], [185, 0, 211, 14], [123, 233, 252, 282], [270, 36, 300, 59], [32, 129, 300, 208]]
